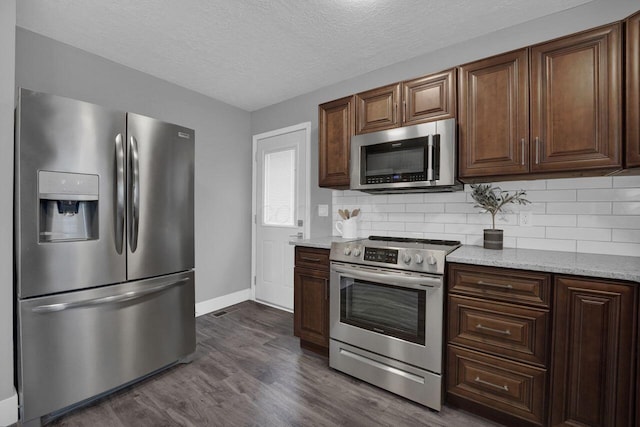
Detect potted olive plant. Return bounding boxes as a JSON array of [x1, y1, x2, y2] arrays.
[[470, 184, 530, 250]]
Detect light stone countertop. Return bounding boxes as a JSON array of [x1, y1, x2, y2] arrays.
[[289, 236, 358, 250], [447, 245, 640, 283]]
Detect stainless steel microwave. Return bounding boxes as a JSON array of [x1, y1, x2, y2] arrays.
[[350, 118, 462, 193]]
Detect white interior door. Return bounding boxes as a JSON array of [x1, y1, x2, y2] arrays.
[[252, 123, 309, 311]]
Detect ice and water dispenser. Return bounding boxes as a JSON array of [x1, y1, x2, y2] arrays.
[[38, 171, 99, 242]]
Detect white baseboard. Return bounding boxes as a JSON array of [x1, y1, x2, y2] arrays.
[[0, 389, 17, 426], [195, 288, 252, 317]]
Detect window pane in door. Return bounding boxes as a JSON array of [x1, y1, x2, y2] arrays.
[[263, 148, 295, 226]]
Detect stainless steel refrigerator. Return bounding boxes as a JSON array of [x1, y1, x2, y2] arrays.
[[14, 89, 196, 425]]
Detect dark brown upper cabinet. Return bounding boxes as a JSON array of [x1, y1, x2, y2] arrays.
[[627, 11, 640, 168], [530, 23, 622, 173], [355, 83, 401, 134], [318, 95, 354, 189], [355, 69, 456, 135], [458, 49, 529, 179], [402, 69, 456, 126], [458, 23, 623, 182]]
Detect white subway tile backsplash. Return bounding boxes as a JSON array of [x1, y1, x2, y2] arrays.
[[424, 213, 467, 224], [387, 193, 424, 204], [332, 176, 640, 257], [406, 203, 445, 213], [388, 213, 425, 222], [372, 204, 405, 213], [613, 175, 640, 188], [371, 221, 405, 231], [444, 223, 486, 235], [546, 177, 612, 189], [546, 202, 611, 215], [445, 203, 479, 214], [423, 192, 468, 203], [577, 241, 640, 257], [612, 229, 640, 243], [517, 238, 577, 252], [534, 214, 577, 227], [577, 215, 640, 229], [360, 213, 388, 222], [578, 188, 640, 202], [501, 225, 546, 238], [405, 222, 446, 233], [526, 189, 577, 202], [488, 180, 547, 191], [546, 227, 611, 241], [612, 202, 640, 215]]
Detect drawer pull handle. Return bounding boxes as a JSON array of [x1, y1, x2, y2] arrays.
[[476, 324, 511, 336], [474, 376, 509, 392], [301, 256, 322, 262], [476, 280, 513, 290]]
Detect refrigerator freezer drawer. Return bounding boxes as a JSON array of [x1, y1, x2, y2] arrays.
[[17, 271, 196, 423]]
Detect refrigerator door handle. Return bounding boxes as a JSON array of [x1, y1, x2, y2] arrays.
[[31, 277, 189, 313], [115, 134, 125, 254], [129, 135, 140, 252]]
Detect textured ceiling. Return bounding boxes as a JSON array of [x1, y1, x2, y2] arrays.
[[17, 0, 592, 111]]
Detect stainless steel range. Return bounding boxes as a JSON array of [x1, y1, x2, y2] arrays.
[[329, 236, 461, 410]]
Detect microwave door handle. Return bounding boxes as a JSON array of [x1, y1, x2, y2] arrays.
[[427, 135, 434, 181]]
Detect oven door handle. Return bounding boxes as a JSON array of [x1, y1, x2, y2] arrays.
[[332, 265, 441, 289]]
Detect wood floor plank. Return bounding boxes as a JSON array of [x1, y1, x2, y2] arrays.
[[49, 301, 502, 427]]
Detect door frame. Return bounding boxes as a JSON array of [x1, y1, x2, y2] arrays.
[[251, 122, 311, 308]]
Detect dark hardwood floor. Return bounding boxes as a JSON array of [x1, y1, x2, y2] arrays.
[[49, 301, 501, 427]]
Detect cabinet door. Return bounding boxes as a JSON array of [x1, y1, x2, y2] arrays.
[[530, 24, 622, 173], [355, 83, 400, 134], [294, 267, 329, 349], [458, 49, 529, 179], [319, 96, 354, 188], [627, 11, 640, 168], [402, 69, 456, 126], [550, 276, 636, 427]]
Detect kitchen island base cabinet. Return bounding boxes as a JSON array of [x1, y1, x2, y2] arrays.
[[550, 276, 637, 427], [293, 247, 330, 356]]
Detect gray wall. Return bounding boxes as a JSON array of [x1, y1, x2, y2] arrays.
[[250, 0, 640, 238], [0, 0, 16, 422], [15, 28, 253, 304]]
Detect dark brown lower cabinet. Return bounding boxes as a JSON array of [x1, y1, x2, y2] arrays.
[[550, 276, 637, 427], [293, 247, 330, 356]]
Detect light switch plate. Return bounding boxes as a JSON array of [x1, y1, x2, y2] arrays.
[[318, 204, 329, 217]]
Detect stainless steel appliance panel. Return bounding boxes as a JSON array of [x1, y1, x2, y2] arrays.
[[17, 271, 195, 422], [350, 119, 460, 193], [330, 340, 442, 410], [15, 89, 127, 298], [330, 262, 443, 373], [126, 113, 194, 281]]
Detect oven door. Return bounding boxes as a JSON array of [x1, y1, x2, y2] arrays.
[[329, 262, 443, 373]]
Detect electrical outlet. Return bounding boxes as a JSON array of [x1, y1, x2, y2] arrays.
[[318, 204, 329, 217], [519, 211, 533, 227]]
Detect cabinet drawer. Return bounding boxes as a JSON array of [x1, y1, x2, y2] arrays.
[[449, 295, 549, 366], [448, 263, 551, 308], [295, 247, 330, 270], [447, 345, 546, 426]]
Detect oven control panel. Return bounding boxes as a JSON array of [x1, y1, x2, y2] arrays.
[[363, 247, 398, 264]]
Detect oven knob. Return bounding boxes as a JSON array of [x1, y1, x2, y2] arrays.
[[414, 254, 424, 264], [353, 247, 361, 257], [403, 254, 412, 264], [426, 255, 437, 266], [343, 247, 351, 256]]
